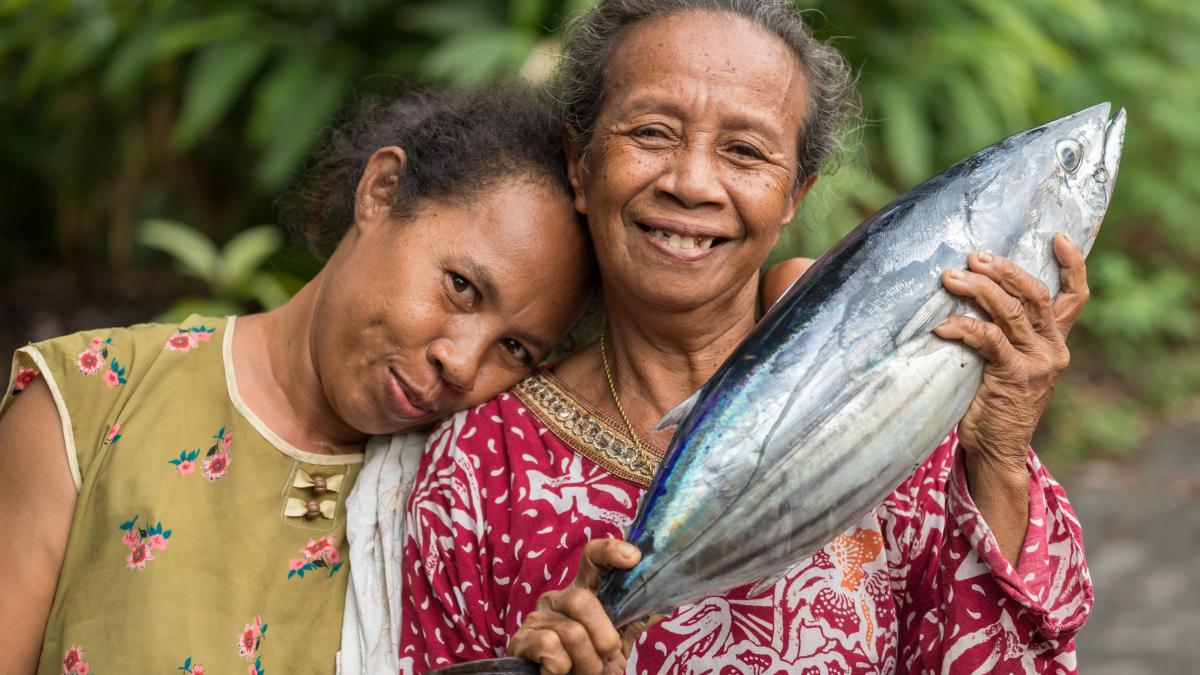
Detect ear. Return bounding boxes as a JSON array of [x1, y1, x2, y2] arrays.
[[777, 172, 819, 229], [563, 124, 589, 216], [354, 146, 407, 235]]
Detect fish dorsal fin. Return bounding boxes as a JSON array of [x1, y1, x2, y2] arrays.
[[653, 390, 701, 432]]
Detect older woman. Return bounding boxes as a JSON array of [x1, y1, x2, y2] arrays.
[[399, 1, 1092, 673], [0, 88, 594, 674]]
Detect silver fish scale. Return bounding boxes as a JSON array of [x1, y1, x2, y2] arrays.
[[599, 103, 1126, 626]]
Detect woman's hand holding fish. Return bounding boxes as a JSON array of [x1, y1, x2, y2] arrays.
[[934, 233, 1090, 564], [508, 539, 647, 675]]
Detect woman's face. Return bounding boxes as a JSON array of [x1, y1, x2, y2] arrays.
[[569, 11, 812, 313], [313, 168, 591, 436]]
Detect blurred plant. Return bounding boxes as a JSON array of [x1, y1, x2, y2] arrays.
[[774, 0, 1200, 463], [138, 219, 294, 321], [0, 0, 585, 269], [2, 0, 1198, 464]]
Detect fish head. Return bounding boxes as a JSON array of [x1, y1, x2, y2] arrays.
[[1004, 102, 1127, 256]]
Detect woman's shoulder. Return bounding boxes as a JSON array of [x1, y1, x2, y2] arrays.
[[2, 315, 229, 488], [16, 315, 225, 383]]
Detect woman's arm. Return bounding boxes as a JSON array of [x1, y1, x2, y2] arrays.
[[0, 378, 77, 672], [935, 234, 1090, 565], [759, 257, 814, 313]]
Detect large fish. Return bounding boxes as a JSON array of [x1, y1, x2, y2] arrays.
[[596, 103, 1126, 626]]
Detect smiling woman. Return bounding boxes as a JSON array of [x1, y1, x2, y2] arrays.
[[0, 87, 594, 674]]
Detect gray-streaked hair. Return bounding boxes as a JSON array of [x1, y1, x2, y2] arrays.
[[556, 0, 858, 186]]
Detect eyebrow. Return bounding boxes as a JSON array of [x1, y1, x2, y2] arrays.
[[617, 93, 788, 145], [460, 257, 552, 357]]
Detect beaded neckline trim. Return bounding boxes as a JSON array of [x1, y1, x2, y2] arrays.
[[513, 372, 664, 488]]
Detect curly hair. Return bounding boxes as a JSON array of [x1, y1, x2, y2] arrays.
[[555, 0, 858, 186], [281, 86, 573, 256]]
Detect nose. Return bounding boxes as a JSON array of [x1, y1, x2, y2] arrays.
[[654, 141, 727, 208], [427, 333, 488, 394]]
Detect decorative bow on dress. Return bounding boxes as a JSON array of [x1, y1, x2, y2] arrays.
[[285, 469, 345, 520]]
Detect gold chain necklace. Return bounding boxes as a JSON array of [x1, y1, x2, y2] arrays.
[[599, 326, 649, 465]]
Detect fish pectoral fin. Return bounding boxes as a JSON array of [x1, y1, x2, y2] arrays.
[[654, 390, 701, 432]]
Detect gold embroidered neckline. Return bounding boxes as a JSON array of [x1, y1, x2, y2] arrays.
[[513, 372, 665, 488]]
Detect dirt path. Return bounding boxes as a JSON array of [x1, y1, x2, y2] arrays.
[[1063, 421, 1200, 673]]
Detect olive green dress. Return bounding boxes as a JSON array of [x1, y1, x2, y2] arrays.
[[1, 316, 362, 675]]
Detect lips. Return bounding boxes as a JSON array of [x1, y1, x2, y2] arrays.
[[385, 366, 435, 419], [633, 217, 731, 260]]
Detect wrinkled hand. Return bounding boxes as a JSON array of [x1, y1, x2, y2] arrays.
[[507, 539, 649, 675], [934, 233, 1090, 471]]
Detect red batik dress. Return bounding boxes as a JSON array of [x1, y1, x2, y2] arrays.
[[400, 372, 1092, 673]]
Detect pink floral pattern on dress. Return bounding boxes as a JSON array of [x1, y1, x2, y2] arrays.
[[170, 427, 233, 480], [287, 534, 345, 580], [201, 427, 233, 481], [62, 644, 91, 674], [163, 325, 217, 354], [235, 615, 268, 674], [118, 515, 172, 571], [104, 423, 122, 445], [169, 449, 200, 475], [12, 366, 38, 396], [75, 336, 127, 387]]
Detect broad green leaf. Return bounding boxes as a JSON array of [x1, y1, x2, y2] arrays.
[[215, 225, 283, 291], [403, 1, 504, 35], [246, 272, 291, 310], [249, 54, 348, 189], [101, 13, 170, 99], [420, 26, 536, 85], [875, 82, 932, 186], [510, 0, 552, 29], [103, 10, 254, 100], [173, 40, 270, 150], [138, 219, 218, 283]]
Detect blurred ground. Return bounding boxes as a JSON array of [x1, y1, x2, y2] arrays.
[[1066, 419, 1200, 673]]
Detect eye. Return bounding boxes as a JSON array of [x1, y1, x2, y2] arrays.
[[731, 143, 765, 160], [446, 272, 479, 307], [1056, 139, 1084, 173], [501, 338, 531, 365]]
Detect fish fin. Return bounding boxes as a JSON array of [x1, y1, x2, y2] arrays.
[[747, 560, 806, 598], [653, 390, 700, 432]]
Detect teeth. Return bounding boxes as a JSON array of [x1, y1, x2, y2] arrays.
[[649, 227, 715, 251]]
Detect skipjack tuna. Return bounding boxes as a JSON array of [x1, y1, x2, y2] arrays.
[[597, 103, 1127, 626]]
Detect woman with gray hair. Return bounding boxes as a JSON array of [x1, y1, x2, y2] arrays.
[[396, 1, 1093, 673]]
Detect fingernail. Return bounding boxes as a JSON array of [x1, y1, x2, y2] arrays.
[[946, 268, 963, 279], [977, 250, 993, 263]]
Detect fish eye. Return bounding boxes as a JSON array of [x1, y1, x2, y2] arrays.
[[1056, 139, 1084, 173]]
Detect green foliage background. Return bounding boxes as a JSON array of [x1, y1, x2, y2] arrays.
[[2, 0, 1197, 464]]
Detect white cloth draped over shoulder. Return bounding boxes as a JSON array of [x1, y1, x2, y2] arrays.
[[337, 432, 427, 675]]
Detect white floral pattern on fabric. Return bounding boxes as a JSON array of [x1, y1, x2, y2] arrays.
[[338, 433, 427, 675], [400, 387, 1093, 674]]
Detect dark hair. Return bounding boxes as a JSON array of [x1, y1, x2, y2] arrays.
[[282, 86, 573, 256], [556, 0, 858, 186]]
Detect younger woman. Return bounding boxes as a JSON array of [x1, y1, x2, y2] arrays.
[[0, 87, 594, 674]]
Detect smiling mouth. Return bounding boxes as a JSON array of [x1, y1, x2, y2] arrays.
[[388, 366, 436, 416], [636, 223, 727, 251]]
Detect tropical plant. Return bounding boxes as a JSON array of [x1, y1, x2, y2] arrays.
[[137, 219, 294, 320], [2, 0, 1197, 464]]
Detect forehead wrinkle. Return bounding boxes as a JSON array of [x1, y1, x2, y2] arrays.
[[603, 12, 808, 146]]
